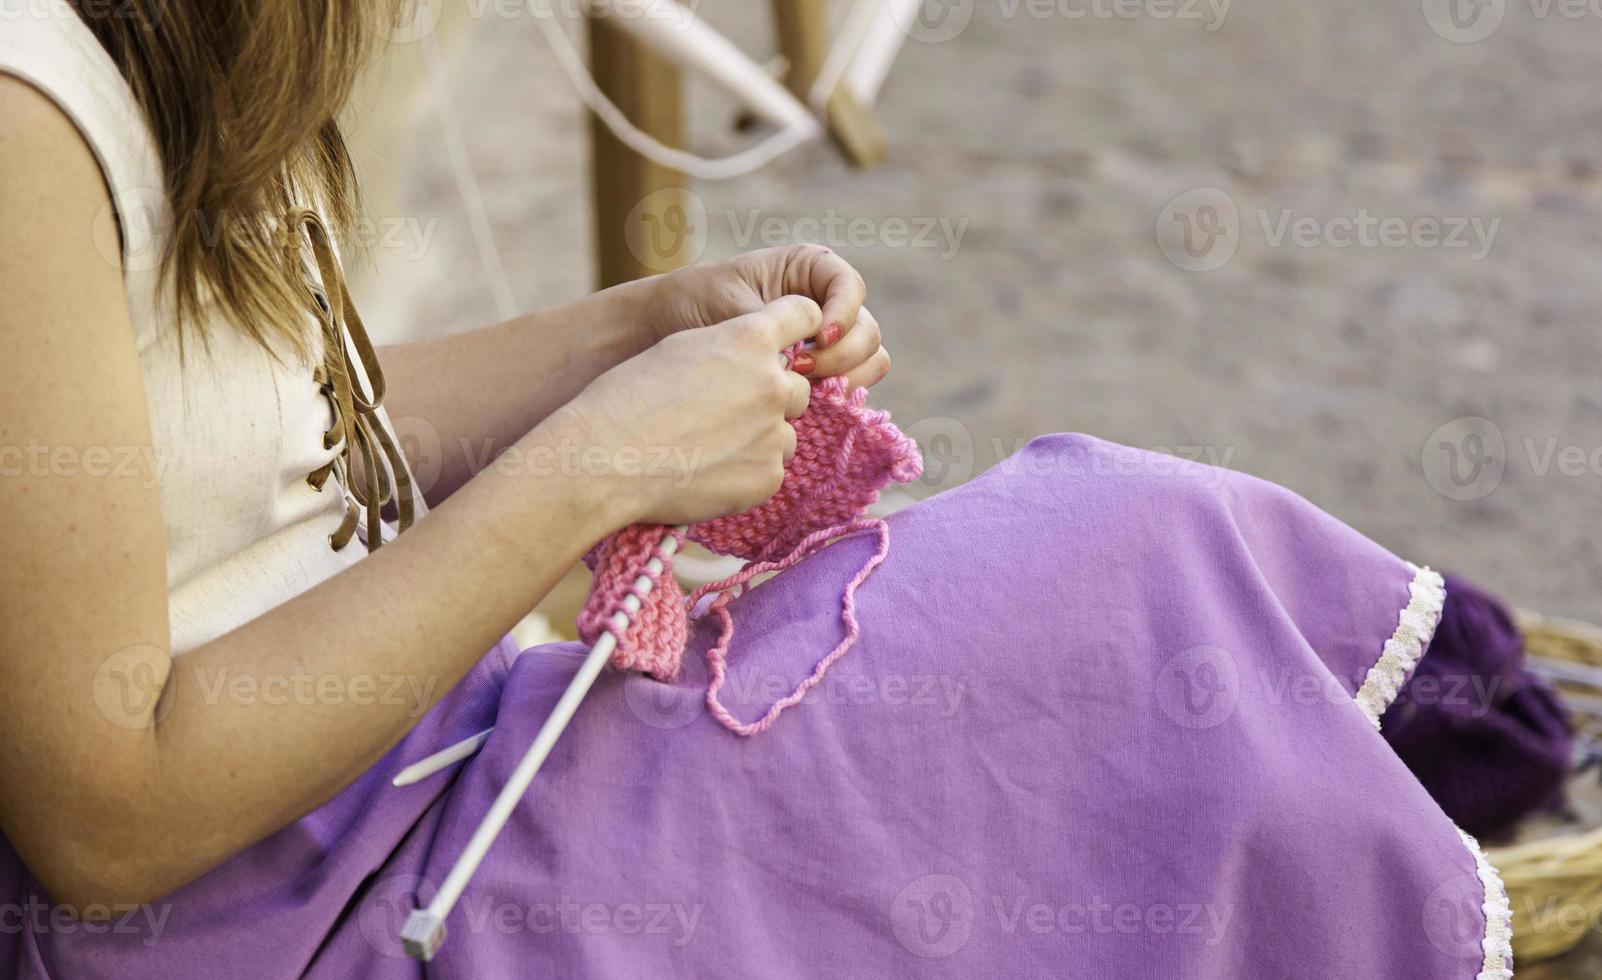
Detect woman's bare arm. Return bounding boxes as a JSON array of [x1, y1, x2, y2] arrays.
[[0, 78, 820, 910], [0, 78, 637, 910], [378, 277, 666, 504]]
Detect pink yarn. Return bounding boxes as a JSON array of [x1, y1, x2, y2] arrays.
[[690, 518, 889, 736], [577, 375, 923, 735]]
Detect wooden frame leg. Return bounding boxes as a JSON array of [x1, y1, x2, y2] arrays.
[[771, 0, 885, 168], [587, 14, 692, 288]]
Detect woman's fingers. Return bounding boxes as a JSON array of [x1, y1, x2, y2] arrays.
[[715, 295, 821, 370], [788, 245, 865, 348], [714, 296, 816, 419], [759, 294, 825, 350], [782, 371, 811, 420], [803, 305, 880, 378], [841, 346, 892, 390], [779, 421, 799, 461]]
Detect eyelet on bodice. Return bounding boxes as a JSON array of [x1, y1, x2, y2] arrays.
[[295, 211, 416, 553]]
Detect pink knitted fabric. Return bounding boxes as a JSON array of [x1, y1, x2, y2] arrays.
[[689, 377, 924, 562], [577, 525, 688, 679], [577, 375, 923, 734]]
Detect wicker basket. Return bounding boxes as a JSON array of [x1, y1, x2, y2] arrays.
[[1484, 613, 1602, 963]]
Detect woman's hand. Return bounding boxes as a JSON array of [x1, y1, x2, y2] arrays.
[[550, 295, 822, 527], [644, 244, 891, 389], [382, 245, 887, 505]]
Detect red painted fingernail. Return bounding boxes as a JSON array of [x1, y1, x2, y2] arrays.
[[820, 323, 843, 346], [792, 352, 817, 374]]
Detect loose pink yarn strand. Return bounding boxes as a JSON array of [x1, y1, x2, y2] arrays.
[[691, 518, 890, 737]]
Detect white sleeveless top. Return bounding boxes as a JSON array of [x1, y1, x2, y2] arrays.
[[0, 2, 425, 655]]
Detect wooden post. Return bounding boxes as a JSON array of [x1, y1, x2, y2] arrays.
[[771, 0, 885, 168], [587, 13, 691, 288]]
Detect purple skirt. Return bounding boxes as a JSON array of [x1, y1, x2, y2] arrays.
[[0, 436, 1511, 978]]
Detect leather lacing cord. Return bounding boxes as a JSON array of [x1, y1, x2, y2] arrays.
[[295, 210, 416, 553]]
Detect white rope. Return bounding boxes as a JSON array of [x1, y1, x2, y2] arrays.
[[532, 8, 812, 181], [416, 0, 889, 319], [532, 1, 883, 181]]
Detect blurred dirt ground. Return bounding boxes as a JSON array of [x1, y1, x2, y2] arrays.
[[346, 2, 1602, 972], [350, 0, 1602, 624]]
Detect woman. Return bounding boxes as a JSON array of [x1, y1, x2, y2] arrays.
[[0, 2, 1511, 977]]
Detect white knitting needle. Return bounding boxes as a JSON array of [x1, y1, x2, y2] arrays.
[[392, 575, 755, 788], [391, 728, 494, 787], [400, 526, 686, 961]]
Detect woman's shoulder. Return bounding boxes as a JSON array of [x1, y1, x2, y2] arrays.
[[0, 1, 170, 343], [0, 71, 129, 333], [0, 3, 147, 154]]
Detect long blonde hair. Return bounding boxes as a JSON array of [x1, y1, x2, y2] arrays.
[[71, 0, 391, 359]]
